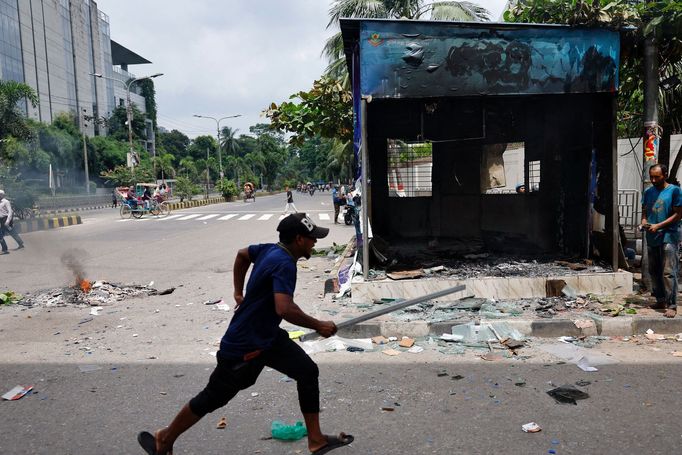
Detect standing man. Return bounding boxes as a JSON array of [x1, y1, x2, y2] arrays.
[[332, 186, 341, 224], [138, 213, 353, 455], [283, 186, 298, 214], [641, 164, 682, 318], [0, 190, 25, 254]]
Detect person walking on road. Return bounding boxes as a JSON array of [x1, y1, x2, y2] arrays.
[[111, 188, 118, 208], [332, 186, 342, 224], [641, 164, 682, 318], [0, 190, 25, 254], [283, 186, 298, 214], [137, 213, 354, 455]]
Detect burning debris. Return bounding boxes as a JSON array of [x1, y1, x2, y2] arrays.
[[20, 281, 158, 307]]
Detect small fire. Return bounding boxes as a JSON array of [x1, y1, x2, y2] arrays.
[[79, 279, 92, 294]]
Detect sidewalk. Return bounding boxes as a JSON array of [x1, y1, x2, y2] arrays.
[[295, 242, 682, 338]]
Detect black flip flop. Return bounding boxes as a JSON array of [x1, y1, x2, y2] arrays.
[[137, 431, 169, 455], [311, 433, 354, 454]]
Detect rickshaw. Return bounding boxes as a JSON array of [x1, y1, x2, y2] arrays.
[[243, 182, 255, 202], [119, 183, 171, 219]]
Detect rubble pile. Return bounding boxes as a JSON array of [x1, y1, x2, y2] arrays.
[[20, 281, 158, 307], [377, 255, 609, 280]]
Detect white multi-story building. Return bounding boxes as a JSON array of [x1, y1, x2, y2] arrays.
[[0, 0, 151, 137]]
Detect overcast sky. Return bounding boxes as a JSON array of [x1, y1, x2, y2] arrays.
[[94, 0, 509, 139]]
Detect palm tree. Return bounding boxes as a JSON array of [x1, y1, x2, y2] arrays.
[[0, 80, 38, 145], [326, 139, 354, 182], [220, 126, 240, 158], [154, 153, 176, 180], [323, 0, 491, 79]]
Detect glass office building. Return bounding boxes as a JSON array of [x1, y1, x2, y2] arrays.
[[0, 0, 150, 136]]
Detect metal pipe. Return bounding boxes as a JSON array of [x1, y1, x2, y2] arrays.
[[361, 98, 369, 279], [299, 284, 466, 341]]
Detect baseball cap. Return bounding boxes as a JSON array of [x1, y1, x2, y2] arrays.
[[277, 213, 329, 239]]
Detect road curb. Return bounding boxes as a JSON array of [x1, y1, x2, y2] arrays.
[[14, 215, 82, 234], [335, 316, 682, 339], [41, 205, 110, 215], [166, 197, 226, 211]]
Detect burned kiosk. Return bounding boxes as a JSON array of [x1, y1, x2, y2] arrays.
[[342, 19, 624, 290]]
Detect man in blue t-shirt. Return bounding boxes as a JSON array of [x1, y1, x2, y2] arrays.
[[138, 213, 354, 455], [641, 164, 682, 318]]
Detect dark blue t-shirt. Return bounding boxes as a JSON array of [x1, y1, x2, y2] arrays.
[[642, 184, 682, 246], [219, 243, 296, 360]]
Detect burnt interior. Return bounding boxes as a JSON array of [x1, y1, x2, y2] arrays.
[[367, 93, 617, 263]]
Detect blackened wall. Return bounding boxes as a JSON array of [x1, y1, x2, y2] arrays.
[[367, 93, 616, 257]]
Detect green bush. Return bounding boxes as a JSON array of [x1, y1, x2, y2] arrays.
[[174, 176, 200, 202], [215, 178, 239, 199]]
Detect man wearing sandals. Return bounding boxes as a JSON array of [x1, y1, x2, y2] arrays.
[[138, 213, 354, 454], [641, 164, 682, 318]]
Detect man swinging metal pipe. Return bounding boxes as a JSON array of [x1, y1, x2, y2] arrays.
[[299, 284, 467, 342], [138, 213, 353, 455]]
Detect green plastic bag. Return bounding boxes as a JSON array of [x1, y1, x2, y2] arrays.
[[271, 420, 307, 441]]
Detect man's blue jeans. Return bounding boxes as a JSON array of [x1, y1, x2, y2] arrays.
[[647, 243, 679, 309]]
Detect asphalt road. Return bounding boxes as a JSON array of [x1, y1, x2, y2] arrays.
[[2, 191, 682, 454], [0, 190, 354, 294]]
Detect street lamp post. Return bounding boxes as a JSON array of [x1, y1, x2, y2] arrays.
[[91, 72, 163, 170], [192, 114, 241, 179]]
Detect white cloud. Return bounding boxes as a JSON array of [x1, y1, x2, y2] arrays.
[[94, 0, 509, 138]]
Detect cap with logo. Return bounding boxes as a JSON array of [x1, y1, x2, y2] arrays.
[[277, 213, 329, 239]]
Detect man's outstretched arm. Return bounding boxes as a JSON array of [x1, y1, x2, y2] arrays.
[[275, 293, 337, 337], [233, 248, 251, 308]]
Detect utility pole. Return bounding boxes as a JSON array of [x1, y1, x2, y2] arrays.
[[81, 108, 90, 194], [641, 8, 659, 289], [206, 147, 210, 199]]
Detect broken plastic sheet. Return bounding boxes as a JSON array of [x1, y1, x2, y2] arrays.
[[537, 342, 618, 368], [337, 251, 361, 298], [300, 335, 373, 355], [450, 321, 525, 345]]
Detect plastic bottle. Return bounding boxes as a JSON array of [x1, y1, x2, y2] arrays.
[[271, 420, 308, 441]]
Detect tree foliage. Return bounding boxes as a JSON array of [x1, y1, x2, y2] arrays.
[[504, 0, 682, 139], [264, 77, 353, 145], [324, 0, 491, 79]]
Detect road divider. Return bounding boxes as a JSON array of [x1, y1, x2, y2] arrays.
[[14, 215, 82, 234]]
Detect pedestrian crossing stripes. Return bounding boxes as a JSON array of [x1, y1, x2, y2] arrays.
[[177, 214, 202, 220], [117, 212, 337, 224]]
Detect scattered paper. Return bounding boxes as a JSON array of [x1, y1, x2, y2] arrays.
[[441, 333, 464, 342], [372, 336, 388, 345], [300, 336, 373, 355], [577, 356, 598, 372], [2, 385, 33, 401], [522, 422, 542, 433], [216, 303, 230, 312], [574, 319, 594, 329], [672, 351, 682, 357], [382, 348, 401, 356], [407, 346, 424, 354], [89, 306, 103, 316], [399, 337, 415, 348]]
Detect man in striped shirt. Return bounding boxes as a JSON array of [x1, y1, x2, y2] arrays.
[[0, 190, 24, 255]]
